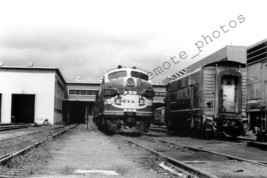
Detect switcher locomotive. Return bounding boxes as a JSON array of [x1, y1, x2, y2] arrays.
[[93, 66, 154, 134], [165, 60, 247, 137]]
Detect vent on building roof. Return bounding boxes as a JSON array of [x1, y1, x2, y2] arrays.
[[27, 62, 34, 67], [76, 76, 81, 82], [0, 61, 3, 66]]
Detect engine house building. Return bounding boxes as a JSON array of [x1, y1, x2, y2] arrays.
[[152, 84, 166, 109], [0, 65, 166, 125], [0, 66, 99, 125], [64, 83, 99, 123], [0, 66, 66, 125]]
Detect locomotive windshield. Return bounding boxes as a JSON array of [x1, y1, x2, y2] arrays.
[[108, 71, 127, 80], [221, 76, 239, 113], [131, 71, 148, 81]]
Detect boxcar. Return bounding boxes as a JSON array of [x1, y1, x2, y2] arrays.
[[165, 61, 247, 137]]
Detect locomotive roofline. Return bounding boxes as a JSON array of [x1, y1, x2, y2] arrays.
[[103, 66, 151, 84], [106, 66, 149, 74]]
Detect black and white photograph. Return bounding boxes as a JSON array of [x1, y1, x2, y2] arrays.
[[0, 0, 267, 177]]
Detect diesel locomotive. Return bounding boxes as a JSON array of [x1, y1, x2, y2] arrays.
[[93, 66, 154, 134], [165, 60, 247, 137], [246, 40, 267, 141]]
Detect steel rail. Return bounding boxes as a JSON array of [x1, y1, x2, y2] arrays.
[[148, 126, 255, 142], [0, 125, 29, 131], [151, 137, 267, 167], [118, 135, 219, 178], [0, 124, 78, 165], [0, 125, 66, 142]]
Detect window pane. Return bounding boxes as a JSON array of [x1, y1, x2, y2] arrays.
[[69, 90, 75, 94], [93, 90, 98, 95], [108, 71, 127, 80], [222, 85, 235, 112], [131, 71, 148, 81], [87, 90, 93, 95], [81, 90, 86, 95]]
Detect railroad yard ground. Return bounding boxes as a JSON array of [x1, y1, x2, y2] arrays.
[[1, 122, 267, 178], [0, 122, 172, 178]]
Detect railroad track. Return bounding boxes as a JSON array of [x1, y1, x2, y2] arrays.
[[0, 124, 78, 166], [0, 125, 65, 142], [149, 125, 255, 142], [0, 124, 30, 131], [118, 134, 267, 178], [150, 136, 267, 167], [118, 135, 218, 178]]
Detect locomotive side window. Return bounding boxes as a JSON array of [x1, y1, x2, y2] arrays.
[[221, 76, 239, 113], [108, 71, 127, 80], [131, 71, 148, 81]]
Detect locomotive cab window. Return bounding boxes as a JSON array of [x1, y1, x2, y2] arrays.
[[108, 71, 127, 80], [131, 71, 148, 81], [221, 75, 239, 113]]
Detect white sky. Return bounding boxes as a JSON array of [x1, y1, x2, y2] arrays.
[[0, 0, 266, 83]]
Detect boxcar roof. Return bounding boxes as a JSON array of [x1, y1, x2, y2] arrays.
[[169, 60, 245, 84], [167, 45, 246, 83]]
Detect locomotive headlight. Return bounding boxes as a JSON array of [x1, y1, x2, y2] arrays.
[[126, 78, 135, 86]]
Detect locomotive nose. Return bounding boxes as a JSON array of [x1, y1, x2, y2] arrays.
[[126, 77, 135, 86]]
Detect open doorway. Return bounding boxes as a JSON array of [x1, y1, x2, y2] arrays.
[[63, 101, 92, 124], [11, 94, 35, 123]]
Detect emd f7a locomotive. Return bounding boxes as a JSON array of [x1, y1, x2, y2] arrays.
[[93, 66, 154, 134], [165, 60, 247, 137]]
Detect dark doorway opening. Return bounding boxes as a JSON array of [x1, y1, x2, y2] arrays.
[[11, 94, 35, 123], [63, 101, 92, 124]]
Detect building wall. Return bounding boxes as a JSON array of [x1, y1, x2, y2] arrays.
[[0, 69, 56, 124], [153, 84, 166, 105], [54, 73, 66, 124], [66, 83, 99, 102]]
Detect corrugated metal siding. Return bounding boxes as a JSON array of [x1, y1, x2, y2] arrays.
[[203, 68, 215, 115], [0, 69, 56, 124], [53, 74, 66, 124]]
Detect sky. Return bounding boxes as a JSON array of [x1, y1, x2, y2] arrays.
[[0, 0, 266, 83]]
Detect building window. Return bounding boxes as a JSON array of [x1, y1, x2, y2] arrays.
[[93, 91, 98, 95], [69, 90, 98, 96], [86, 90, 93, 95], [81, 90, 86, 95], [154, 92, 166, 97], [69, 90, 75, 94]]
